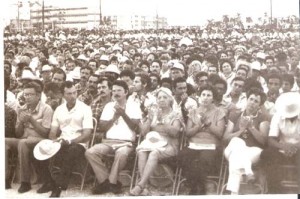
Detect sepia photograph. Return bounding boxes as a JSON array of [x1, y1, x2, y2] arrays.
[[2, 0, 300, 198]]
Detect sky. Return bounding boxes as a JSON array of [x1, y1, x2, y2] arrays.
[[3, 0, 300, 26]]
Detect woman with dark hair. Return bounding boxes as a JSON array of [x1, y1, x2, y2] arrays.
[[223, 88, 270, 194], [177, 85, 226, 195], [220, 59, 235, 85], [138, 60, 150, 73]]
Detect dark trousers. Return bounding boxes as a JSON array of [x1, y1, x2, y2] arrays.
[[35, 143, 86, 190], [177, 147, 219, 191], [260, 147, 300, 193]]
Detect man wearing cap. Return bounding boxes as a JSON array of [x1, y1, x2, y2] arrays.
[[5, 81, 53, 192], [170, 62, 185, 81], [85, 80, 142, 195], [260, 92, 300, 193], [104, 64, 120, 83], [41, 64, 53, 85]]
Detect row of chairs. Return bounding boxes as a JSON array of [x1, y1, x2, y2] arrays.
[[9, 117, 298, 195]]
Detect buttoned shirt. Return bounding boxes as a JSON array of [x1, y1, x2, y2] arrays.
[[269, 113, 300, 145], [16, 101, 53, 138]]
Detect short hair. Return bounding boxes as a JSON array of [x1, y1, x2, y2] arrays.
[[246, 87, 267, 105], [213, 77, 228, 93], [267, 73, 282, 84], [80, 66, 93, 74], [282, 73, 295, 86], [23, 81, 43, 94], [204, 54, 218, 67], [236, 67, 249, 75], [172, 77, 187, 89], [198, 84, 218, 101], [124, 59, 134, 66], [220, 59, 234, 72], [133, 53, 142, 59], [149, 72, 161, 84], [231, 76, 246, 85], [44, 82, 62, 94], [99, 77, 112, 89], [88, 59, 99, 67], [160, 77, 172, 87], [151, 59, 162, 67], [138, 60, 150, 68], [120, 69, 135, 80], [265, 55, 274, 62], [4, 60, 12, 74], [112, 80, 129, 92], [195, 71, 208, 81], [52, 68, 67, 81], [244, 77, 263, 92], [61, 81, 74, 93]]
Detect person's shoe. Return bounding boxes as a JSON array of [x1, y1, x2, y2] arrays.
[[246, 174, 256, 184], [129, 185, 144, 196], [91, 179, 110, 195], [37, 182, 54, 194], [18, 182, 31, 193], [5, 179, 11, 189], [109, 181, 122, 194], [49, 186, 62, 198]]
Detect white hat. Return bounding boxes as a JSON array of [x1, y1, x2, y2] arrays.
[[112, 45, 122, 52], [171, 62, 184, 71], [41, 64, 52, 72], [105, 64, 120, 75], [19, 69, 38, 81], [136, 131, 167, 152], [69, 70, 80, 80], [251, 61, 261, 71], [256, 52, 266, 60], [77, 54, 89, 61], [100, 55, 109, 61], [34, 139, 61, 160], [275, 92, 300, 119], [99, 47, 106, 52]]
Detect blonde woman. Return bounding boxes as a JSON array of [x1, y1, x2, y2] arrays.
[[130, 87, 181, 196]]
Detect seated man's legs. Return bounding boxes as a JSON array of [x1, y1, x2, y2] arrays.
[[5, 138, 20, 188], [85, 143, 114, 184], [260, 147, 288, 194], [109, 145, 133, 184], [52, 143, 86, 190]]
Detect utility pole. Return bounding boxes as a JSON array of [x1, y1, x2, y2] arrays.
[[270, 0, 273, 27], [99, 0, 102, 27], [42, 0, 44, 32]]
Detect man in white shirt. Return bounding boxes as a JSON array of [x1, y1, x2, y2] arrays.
[[85, 80, 142, 195], [260, 92, 300, 194], [38, 81, 93, 197]]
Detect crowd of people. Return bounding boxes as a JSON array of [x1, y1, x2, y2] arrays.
[[4, 23, 300, 197]]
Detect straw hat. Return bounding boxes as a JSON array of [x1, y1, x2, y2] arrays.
[[136, 131, 167, 152], [275, 92, 300, 119], [34, 139, 61, 160]]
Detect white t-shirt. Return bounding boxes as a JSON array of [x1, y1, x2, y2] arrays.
[[101, 101, 142, 142], [52, 100, 93, 145]]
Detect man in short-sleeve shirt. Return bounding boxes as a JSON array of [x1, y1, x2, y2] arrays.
[[260, 92, 300, 193], [38, 81, 93, 197], [5, 81, 53, 192], [85, 80, 141, 195]]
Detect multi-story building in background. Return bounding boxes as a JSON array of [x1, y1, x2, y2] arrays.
[[26, 6, 168, 30]]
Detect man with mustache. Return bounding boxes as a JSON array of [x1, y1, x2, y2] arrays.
[[75, 66, 93, 95], [85, 80, 142, 195], [90, 77, 112, 133], [78, 74, 99, 105]]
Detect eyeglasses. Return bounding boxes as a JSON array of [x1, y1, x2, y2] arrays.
[[23, 93, 36, 97]]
